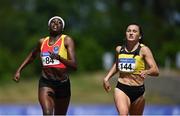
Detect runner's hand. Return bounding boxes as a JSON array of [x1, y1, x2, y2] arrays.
[[13, 71, 20, 82], [140, 70, 148, 79], [103, 78, 111, 92], [48, 51, 60, 60]]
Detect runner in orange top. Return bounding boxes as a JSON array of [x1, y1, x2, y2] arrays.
[[13, 16, 77, 115]]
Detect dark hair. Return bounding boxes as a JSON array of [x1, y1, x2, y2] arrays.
[[136, 23, 144, 43]]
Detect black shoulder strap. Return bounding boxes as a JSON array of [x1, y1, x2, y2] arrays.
[[133, 44, 142, 58], [119, 45, 125, 53]]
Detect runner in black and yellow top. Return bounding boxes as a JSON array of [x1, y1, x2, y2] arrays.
[[103, 23, 159, 115], [13, 16, 77, 115]]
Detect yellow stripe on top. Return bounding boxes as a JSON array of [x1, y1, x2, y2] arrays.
[[58, 35, 68, 60]]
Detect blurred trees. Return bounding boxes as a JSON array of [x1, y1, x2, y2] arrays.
[[0, 0, 180, 80]]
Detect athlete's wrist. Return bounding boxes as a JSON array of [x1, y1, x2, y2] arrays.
[[104, 77, 109, 82]]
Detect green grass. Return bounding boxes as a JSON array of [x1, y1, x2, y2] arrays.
[[0, 78, 38, 104], [0, 71, 115, 104], [0, 71, 177, 104], [71, 71, 115, 104]]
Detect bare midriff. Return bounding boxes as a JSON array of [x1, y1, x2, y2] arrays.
[[118, 72, 144, 86]]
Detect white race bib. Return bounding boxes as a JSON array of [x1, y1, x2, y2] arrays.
[[41, 56, 60, 66], [118, 58, 136, 73]]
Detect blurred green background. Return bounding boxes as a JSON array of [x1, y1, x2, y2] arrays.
[[0, 0, 180, 105]]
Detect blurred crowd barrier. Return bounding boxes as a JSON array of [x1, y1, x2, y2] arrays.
[[0, 104, 180, 115]]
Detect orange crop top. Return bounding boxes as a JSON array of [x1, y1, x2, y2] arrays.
[[40, 34, 67, 68]]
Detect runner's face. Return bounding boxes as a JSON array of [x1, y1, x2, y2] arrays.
[[49, 18, 63, 32], [126, 25, 141, 42]]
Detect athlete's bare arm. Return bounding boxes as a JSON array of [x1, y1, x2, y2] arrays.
[[13, 39, 43, 82], [63, 36, 77, 70], [103, 46, 121, 92], [140, 46, 159, 78]]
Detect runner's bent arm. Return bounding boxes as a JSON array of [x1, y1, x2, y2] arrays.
[[49, 36, 77, 70], [103, 46, 120, 92], [140, 46, 159, 78], [13, 39, 42, 82]]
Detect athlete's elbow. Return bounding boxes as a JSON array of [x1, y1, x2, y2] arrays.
[[153, 69, 159, 77], [71, 63, 77, 71], [72, 65, 77, 71], [154, 72, 159, 77]]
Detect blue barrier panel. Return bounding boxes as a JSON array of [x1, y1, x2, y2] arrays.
[[0, 104, 41, 115], [0, 104, 180, 115], [144, 105, 180, 115], [68, 104, 118, 115]]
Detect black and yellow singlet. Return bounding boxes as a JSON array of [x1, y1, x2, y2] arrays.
[[117, 44, 145, 74]]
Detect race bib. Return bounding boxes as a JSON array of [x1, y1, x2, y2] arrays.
[[41, 52, 60, 66], [118, 58, 136, 73]]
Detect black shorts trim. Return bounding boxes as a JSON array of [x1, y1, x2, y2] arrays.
[[39, 77, 71, 98], [116, 82, 145, 103]]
